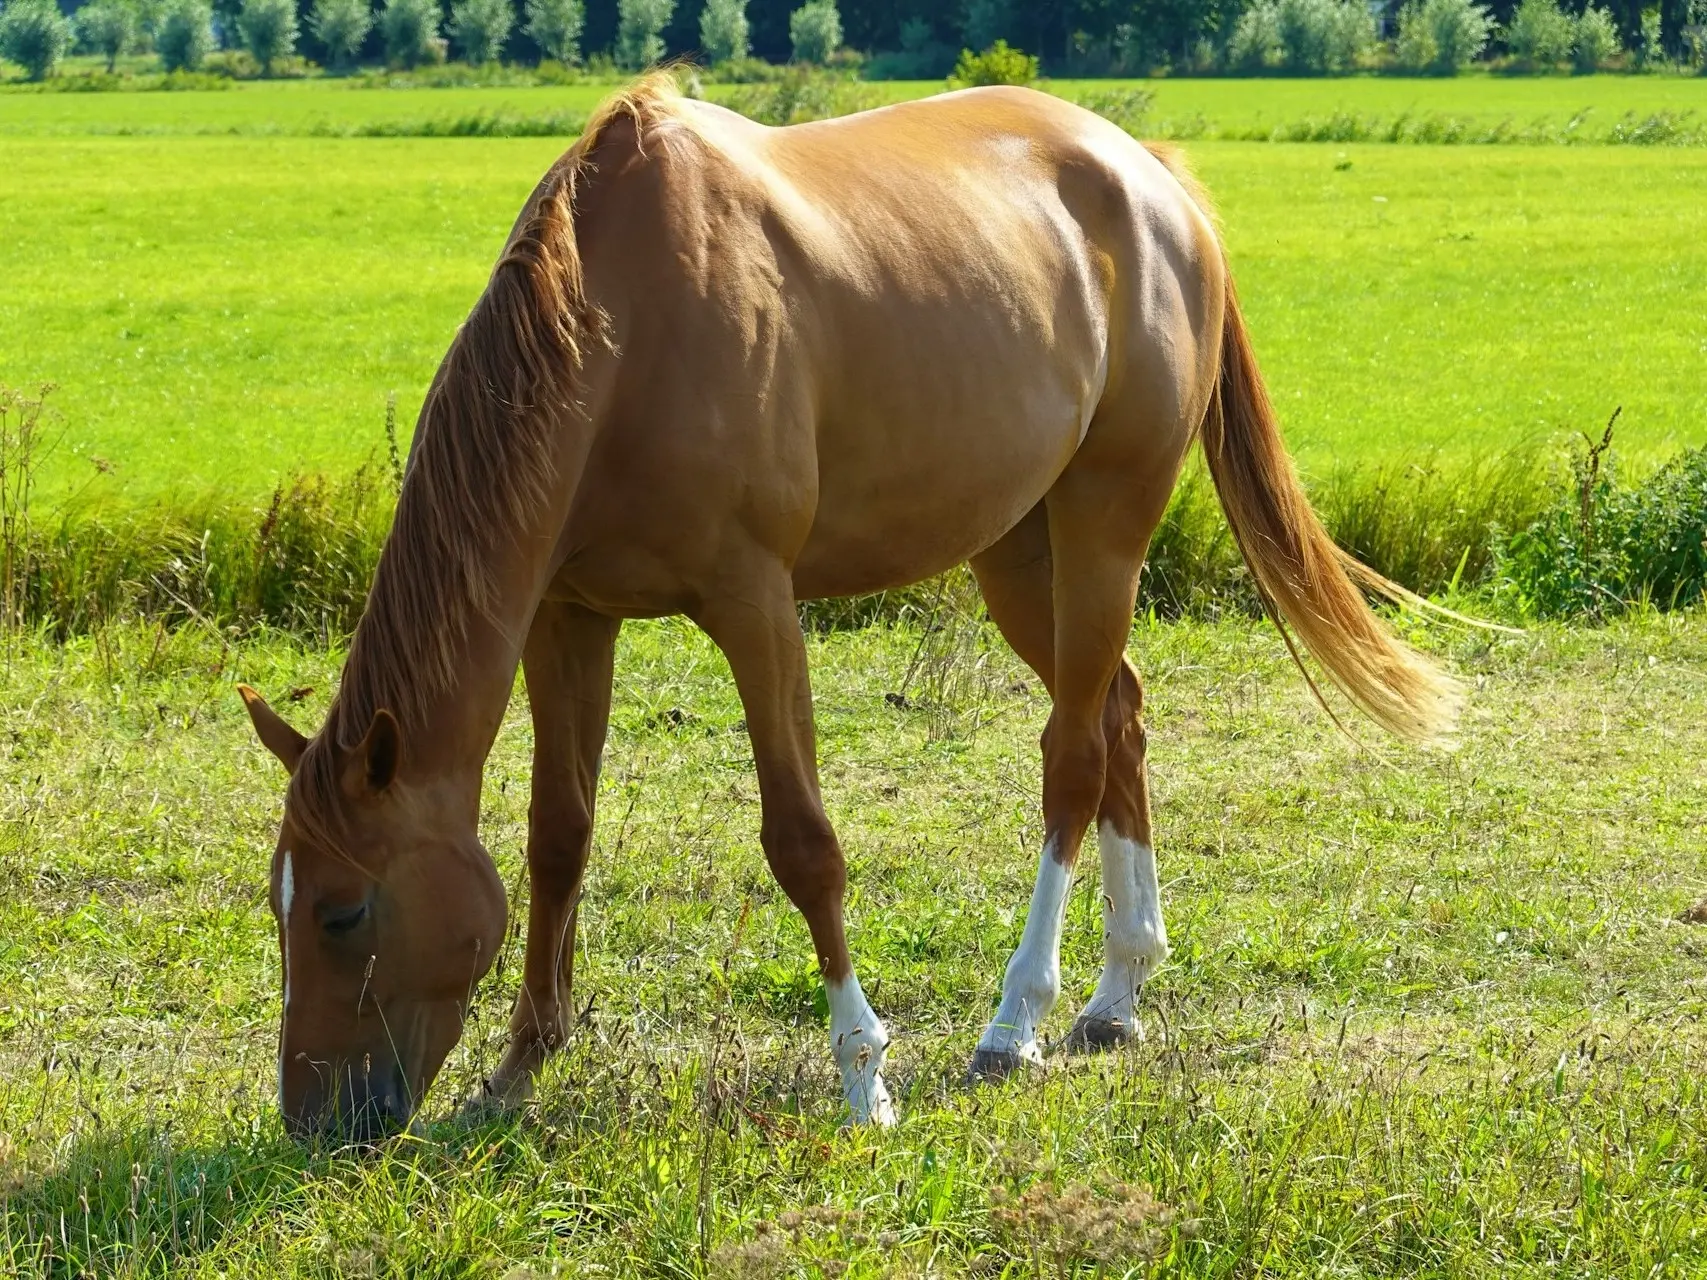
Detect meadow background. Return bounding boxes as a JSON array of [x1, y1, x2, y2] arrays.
[[3, 29, 1707, 1280]]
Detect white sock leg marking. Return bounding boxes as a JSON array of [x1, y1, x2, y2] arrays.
[[278, 850, 294, 1110], [977, 839, 1072, 1062], [1076, 823, 1168, 1032], [826, 974, 895, 1126]]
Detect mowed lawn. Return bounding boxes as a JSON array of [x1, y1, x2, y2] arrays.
[[2, 77, 1705, 500], [2, 613, 1705, 1274]]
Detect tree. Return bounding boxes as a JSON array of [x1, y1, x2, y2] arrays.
[[964, 0, 1011, 50], [381, 0, 441, 66], [525, 0, 582, 62], [788, 0, 839, 61], [77, 0, 137, 73], [0, 0, 73, 80], [616, 0, 672, 68], [699, 0, 748, 62], [1505, 0, 1573, 64], [1572, 5, 1620, 68], [237, 0, 298, 73], [156, 0, 213, 70], [1395, 0, 1493, 71], [311, 0, 372, 69], [450, 0, 511, 62]]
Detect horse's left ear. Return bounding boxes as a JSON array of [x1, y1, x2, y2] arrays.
[[343, 708, 402, 798], [238, 685, 308, 774]]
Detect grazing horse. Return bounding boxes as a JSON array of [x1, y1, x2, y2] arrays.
[[239, 76, 1458, 1137]]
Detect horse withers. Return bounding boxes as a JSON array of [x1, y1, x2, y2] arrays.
[[240, 78, 1458, 1138]]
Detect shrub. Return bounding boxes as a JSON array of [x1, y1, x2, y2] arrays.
[[1572, 6, 1620, 71], [616, 0, 671, 68], [449, 0, 511, 63], [155, 0, 213, 71], [1504, 0, 1573, 66], [0, 0, 73, 80], [311, 0, 372, 69], [1275, 0, 1373, 72], [525, 0, 580, 62], [788, 0, 839, 64], [237, 0, 298, 74], [1395, 0, 1494, 72], [722, 65, 877, 123], [1495, 426, 1707, 618], [381, 0, 441, 67], [1636, 8, 1662, 66], [949, 38, 1037, 85], [1228, 0, 1283, 69], [699, 0, 747, 62], [865, 15, 955, 78], [76, 0, 136, 73]]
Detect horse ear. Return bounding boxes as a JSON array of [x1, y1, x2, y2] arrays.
[[238, 685, 308, 775], [343, 708, 402, 798]]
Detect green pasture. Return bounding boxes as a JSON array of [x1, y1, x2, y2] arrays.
[[3, 83, 1704, 502], [3, 611, 1706, 1274]]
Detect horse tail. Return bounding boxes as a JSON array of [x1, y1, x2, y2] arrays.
[[1200, 269, 1462, 745]]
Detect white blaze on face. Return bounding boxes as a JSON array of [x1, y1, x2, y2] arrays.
[[1074, 823, 1169, 1033], [825, 974, 895, 1127], [278, 850, 294, 1108], [977, 838, 1072, 1063]]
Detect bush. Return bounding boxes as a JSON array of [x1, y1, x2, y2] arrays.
[[1395, 0, 1494, 72], [788, 0, 839, 64], [1228, 0, 1283, 69], [699, 0, 747, 63], [76, 0, 135, 73], [525, 0, 580, 62], [156, 0, 213, 71], [1275, 0, 1373, 72], [1504, 0, 1573, 67], [1495, 427, 1707, 618], [616, 0, 671, 68], [949, 38, 1037, 85], [1572, 6, 1620, 71], [311, 0, 372, 69], [721, 65, 877, 124], [237, 0, 297, 74], [381, 0, 441, 67], [449, 0, 511, 63], [0, 0, 73, 80]]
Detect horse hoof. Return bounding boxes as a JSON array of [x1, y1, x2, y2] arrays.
[[1065, 1016, 1132, 1054], [965, 1048, 1043, 1084]]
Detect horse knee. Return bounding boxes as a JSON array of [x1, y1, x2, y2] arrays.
[[760, 808, 846, 910]]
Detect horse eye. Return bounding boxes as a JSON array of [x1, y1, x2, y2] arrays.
[[323, 902, 369, 935]]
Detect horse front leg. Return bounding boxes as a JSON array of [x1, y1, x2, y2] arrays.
[[696, 573, 897, 1126], [482, 601, 619, 1107]]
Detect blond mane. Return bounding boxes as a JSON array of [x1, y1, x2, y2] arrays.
[[287, 75, 686, 849]]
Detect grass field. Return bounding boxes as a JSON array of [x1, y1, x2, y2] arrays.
[[2, 611, 1705, 1274], [1, 75, 1705, 501]]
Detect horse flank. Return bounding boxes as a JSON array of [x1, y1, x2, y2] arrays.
[[286, 78, 685, 844]]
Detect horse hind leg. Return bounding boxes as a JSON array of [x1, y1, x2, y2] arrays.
[[1065, 657, 1168, 1053]]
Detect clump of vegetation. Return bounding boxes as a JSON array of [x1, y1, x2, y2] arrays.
[[449, 0, 512, 64], [949, 38, 1038, 85], [525, 0, 583, 62], [788, 0, 841, 64], [989, 1178, 1178, 1272], [381, 0, 444, 68], [1229, 0, 1373, 73], [615, 0, 672, 68], [237, 0, 299, 76], [75, 0, 136, 74], [698, 0, 748, 63], [1395, 0, 1495, 73], [1495, 416, 1707, 618], [0, 0, 73, 81], [1572, 6, 1621, 71], [156, 0, 214, 71], [1504, 0, 1574, 68], [310, 0, 373, 71], [722, 65, 878, 124], [864, 15, 957, 78]]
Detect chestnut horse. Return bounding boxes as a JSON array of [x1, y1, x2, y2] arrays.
[[239, 77, 1458, 1137]]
